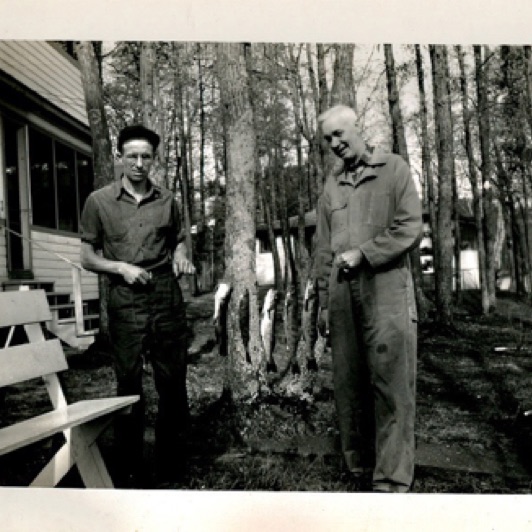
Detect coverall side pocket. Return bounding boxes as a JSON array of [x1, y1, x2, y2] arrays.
[[367, 192, 390, 227], [330, 198, 348, 234]]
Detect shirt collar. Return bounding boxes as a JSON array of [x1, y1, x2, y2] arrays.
[[114, 175, 160, 200], [345, 150, 372, 171], [337, 150, 388, 186]]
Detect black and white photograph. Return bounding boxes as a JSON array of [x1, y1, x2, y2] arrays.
[[0, 1, 531, 530]]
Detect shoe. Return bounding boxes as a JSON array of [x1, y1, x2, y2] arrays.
[[372, 484, 409, 493]]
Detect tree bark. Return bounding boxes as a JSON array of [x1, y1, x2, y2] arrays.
[[140, 41, 165, 184], [444, 52, 462, 302], [324, 44, 357, 179], [456, 45, 490, 313], [173, 43, 197, 295], [384, 44, 428, 320], [430, 45, 455, 326], [415, 45, 438, 292], [76, 41, 115, 341], [215, 43, 262, 399], [474, 45, 497, 310], [316, 44, 329, 196], [330, 44, 356, 109], [197, 43, 207, 228]]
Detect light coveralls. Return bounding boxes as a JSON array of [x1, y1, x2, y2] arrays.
[[316, 151, 422, 492]]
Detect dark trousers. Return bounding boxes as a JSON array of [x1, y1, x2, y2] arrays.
[[108, 269, 189, 481], [329, 265, 417, 492]]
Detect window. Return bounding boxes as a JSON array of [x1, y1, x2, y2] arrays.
[[29, 129, 55, 228], [29, 127, 93, 233], [77, 153, 93, 215], [56, 141, 78, 232]]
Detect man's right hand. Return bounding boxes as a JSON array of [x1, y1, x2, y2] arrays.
[[117, 263, 151, 285], [317, 308, 329, 337]]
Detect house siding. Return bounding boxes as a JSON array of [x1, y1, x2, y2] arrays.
[[0, 41, 87, 126], [31, 230, 98, 300], [0, 226, 7, 275]]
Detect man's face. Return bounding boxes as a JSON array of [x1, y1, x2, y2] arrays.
[[322, 114, 365, 164], [120, 139, 154, 183]]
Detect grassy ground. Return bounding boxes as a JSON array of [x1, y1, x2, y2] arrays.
[[0, 290, 531, 493]]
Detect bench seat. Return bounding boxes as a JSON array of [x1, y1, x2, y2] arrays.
[[0, 396, 137, 456]]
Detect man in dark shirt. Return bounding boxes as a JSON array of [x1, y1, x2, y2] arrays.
[[80, 124, 195, 488]]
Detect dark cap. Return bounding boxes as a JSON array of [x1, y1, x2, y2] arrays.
[[117, 124, 160, 153]]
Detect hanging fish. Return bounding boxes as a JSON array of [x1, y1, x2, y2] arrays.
[[213, 282, 232, 357], [238, 288, 251, 363], [283, 283, 301, 374], [302, 277, 319, 371], [260, 288, 278, 372]]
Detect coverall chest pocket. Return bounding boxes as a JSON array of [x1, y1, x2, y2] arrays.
[[366, 191, 390, 228], [330, 198, 348, 235]]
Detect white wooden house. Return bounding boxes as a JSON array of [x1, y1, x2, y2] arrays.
[[0, 41, 98, 348]]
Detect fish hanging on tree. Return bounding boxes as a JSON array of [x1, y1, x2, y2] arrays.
[[238, 287, 251, 363], [283, 283, 301, 374], [213, 283, 232, 357], [260, 288, 278, 372], [302, 277, 319, 371]]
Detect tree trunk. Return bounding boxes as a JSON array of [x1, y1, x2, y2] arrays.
[[260, 179, 283, 290], [456, 45, 490, 313], [287, 44, 310, 293], [140, 41, 165, 184], [444, 54, 461, 302], [197, 44, 207, 228], [321, 44, 357, 180], [330, 44, 356, 109], [430, 45, 454, 326], [304, 44, 323, 207], [316, 44, 329, 115], [173, 43, 197, 296], [245, 43, 282, 290], [76, 42, 114, 189], [215, 43, 262, 399], [316, 44, 329, 196], [76, 41, 115, 341], [140, 42, 156, 127], [474, 45, 497, 310], [384, 45, 409, 158], [384, 44, 428, 320], [415, 45, 438, 292], [523, 46, 532, 138]]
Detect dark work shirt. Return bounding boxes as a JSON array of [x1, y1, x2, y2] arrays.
[[80, 178, 184, 268]]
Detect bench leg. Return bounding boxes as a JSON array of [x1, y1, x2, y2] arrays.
[[73, 424, 114, 488], [30, 432, 74, 487], [31, 414, 117, 488]]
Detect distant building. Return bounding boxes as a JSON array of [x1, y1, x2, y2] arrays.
[[256, 199, 491, 290]]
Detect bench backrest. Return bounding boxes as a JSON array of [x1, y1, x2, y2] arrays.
[[0, 290, 68, 407]]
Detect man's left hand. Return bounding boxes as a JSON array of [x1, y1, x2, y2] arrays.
[[173, 253, 196, 276], [333, 249, 364, 271]]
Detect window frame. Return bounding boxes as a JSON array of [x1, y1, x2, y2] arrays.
[[28, 124, 93, 236]]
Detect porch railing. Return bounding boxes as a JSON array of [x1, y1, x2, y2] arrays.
[[2, 224, 96, 337]]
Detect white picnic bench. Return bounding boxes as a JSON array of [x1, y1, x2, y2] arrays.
[[0, 289, 139, 488]]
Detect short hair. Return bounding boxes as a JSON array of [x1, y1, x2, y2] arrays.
[[117, 124, 160, 153], [317, 105, 358, 127]]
